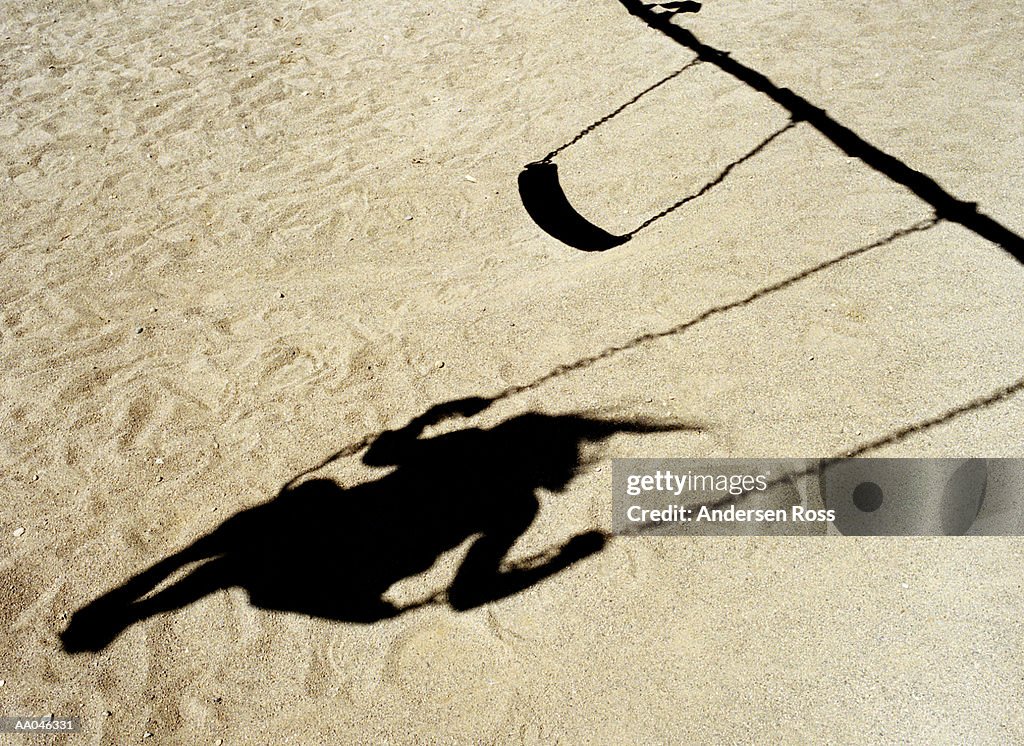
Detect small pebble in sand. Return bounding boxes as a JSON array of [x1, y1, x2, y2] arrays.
[[136, 327, 145, 334], [435, 360, 445, 369], [13, 527, 25, 537], [144, 732, 153, 739], [279, 292, 285, 298], [404, 215, 413, 221], [464, 175, 476, 182], [32, 474, 39, 481], [104, 711, 112, 717], [216, 740, 223, 746], [0, 679, 6, 687]]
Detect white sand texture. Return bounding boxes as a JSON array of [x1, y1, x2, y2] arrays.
[[2, 0, 1023, 743]]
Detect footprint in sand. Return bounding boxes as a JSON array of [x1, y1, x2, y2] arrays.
[[327, 616, 515, 738]]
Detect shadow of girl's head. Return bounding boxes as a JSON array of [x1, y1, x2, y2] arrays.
[[486, 413, 602, 492]]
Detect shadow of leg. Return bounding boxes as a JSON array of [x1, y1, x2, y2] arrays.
[[61, 557, 231, 653], [448, 530, 607, 611]]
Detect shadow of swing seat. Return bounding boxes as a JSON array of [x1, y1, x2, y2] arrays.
[[518, 161, 630, 251], [516, 3, 705, 253]]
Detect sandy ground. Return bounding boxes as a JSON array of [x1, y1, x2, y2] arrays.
[[2, 0, 1023, 742]]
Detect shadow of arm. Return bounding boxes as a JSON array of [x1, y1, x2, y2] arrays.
[[363, 396, 491, 466]]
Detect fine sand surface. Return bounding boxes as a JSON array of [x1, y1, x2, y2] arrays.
[[2, 0, 1023, 742]]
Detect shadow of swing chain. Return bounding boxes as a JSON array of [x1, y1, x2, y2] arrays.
[[539, 56, 704, 164], [627, 117, 796, 235], [497, 216, 941, 401], [297, 216, 940, 482], [619, 371, 1024, 537]]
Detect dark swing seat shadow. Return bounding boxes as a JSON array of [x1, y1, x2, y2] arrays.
[[61, 397, 695, 653]]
